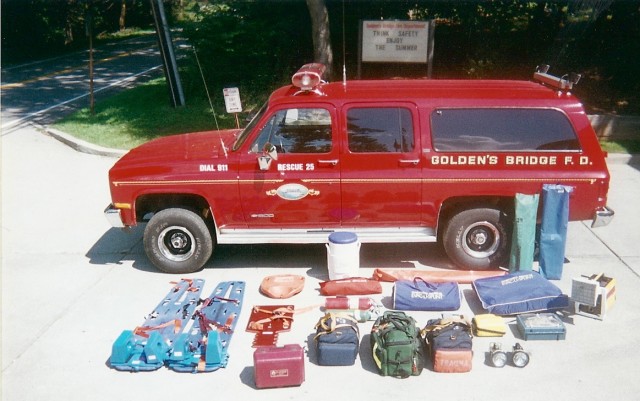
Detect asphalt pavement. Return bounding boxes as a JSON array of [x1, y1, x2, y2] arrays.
[[2, 123, 640, 401], [0, 34, 165, 130]]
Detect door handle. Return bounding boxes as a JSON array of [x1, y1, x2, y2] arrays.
[[399, 159, 420, 166], [318, 159, 339, 166]]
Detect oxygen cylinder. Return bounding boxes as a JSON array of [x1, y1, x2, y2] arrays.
[[325, 297, 375, 311]]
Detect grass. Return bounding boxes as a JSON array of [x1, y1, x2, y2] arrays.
[[53, 78, 242, 149], [55, 77, 639, 153], [599, 139, 640, 155]]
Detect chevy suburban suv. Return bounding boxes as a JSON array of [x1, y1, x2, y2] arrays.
[[105, 64, 613, 274]]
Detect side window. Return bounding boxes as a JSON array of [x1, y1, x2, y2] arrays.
[[250, 108, 332, 154], [431, 108, 581, 151], [347, 108, 415, 153]]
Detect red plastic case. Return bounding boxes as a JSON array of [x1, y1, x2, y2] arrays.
[[253, 344, 305, 389]]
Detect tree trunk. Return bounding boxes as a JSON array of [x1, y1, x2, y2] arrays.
[[305, 0, 333, 79], [119, 0, 127, 31]]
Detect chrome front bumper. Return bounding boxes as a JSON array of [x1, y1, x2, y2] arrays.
[[104, 204, 126, 228], [591, 206, 615, 228]]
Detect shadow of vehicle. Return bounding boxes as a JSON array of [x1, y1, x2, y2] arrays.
[[87, 226, 457, 274]]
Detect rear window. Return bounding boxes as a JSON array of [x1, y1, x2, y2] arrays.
[[431, 108, 580, 151], [347, 107, 415, 153]]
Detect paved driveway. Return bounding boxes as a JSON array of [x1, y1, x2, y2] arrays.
[[2, 125, 640, 401], [1, 35, 164, 130]]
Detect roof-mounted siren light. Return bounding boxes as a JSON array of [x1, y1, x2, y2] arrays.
[[533, 65, 582, 93], [292, 63, 326, 95]]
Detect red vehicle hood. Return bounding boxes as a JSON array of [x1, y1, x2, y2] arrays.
[[110, 129, 241, 180], [123, 129, 240, 162]]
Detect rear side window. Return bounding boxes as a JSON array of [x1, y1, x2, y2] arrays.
[[431, 108, 580, 151], [347, 108, 415, 153]]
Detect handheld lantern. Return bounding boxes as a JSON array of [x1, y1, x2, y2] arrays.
[[511, 343, 531, 367], [489, 342, 507, 368]]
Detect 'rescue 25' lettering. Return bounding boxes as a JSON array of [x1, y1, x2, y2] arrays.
[[277, 163, 315, 171], [105, 63, 613, 274]]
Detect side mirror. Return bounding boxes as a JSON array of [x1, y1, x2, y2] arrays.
[[258, 142, 278, 171], [264, 143, 278, 161]]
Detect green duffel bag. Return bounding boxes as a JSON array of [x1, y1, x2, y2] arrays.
[[370, 311, 424, 378]]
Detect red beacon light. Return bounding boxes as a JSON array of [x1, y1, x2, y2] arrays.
[[291, 63, 326, 95]]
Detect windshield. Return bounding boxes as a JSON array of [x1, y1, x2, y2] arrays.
[[232, 101, 268, 151]]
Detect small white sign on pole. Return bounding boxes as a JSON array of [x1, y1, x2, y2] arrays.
[[361, 20, 430, 63], [223, 87, 242, 113]]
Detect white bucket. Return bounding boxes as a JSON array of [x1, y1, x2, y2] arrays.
[[326, 232, 361, 280]]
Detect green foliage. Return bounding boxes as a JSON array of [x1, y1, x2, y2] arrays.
[[16, 0, 640, 151], [328, 0, 639, 114], [600, 139, 640, 155], [1, 0, 154, 63], [179, 1, 314, 90], [53, 78, 234, 149]]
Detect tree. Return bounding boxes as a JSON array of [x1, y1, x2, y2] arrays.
[[119, 0, 127, 31], [306, 0, 333, 79]]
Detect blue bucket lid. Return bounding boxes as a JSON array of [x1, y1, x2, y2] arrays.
[[328, 232, 358, 244]]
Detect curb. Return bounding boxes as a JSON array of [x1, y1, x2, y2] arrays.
[[42, 126, 127, 158]]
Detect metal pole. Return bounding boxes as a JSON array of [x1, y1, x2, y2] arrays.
[[150, 0, 185, 107], [85, 3, 95, 115], [426, 20, 435, 79], [89, 22, 94, 114]]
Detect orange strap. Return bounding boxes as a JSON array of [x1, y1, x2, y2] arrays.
[[249, 315, 293, 331], [133, 319, 181, 338], [169, 278, 201, 292]]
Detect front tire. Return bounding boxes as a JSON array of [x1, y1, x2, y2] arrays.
[[143, 208, 213, 274], [443, 207, 510, 270]]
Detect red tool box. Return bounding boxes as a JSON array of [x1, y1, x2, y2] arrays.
[[253, 344, 305, 389]]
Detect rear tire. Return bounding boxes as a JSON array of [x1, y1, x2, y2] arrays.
[[443, 207, 510, 270], [143, 208, 213, 274]]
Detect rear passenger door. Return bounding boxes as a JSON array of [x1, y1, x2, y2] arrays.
[[340, 104, 422, 225]]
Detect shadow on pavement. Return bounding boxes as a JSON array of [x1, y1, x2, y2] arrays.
[[86, 226, 456, 274]]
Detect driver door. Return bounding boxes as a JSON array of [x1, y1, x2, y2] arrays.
[[238, 104, 341, 227]]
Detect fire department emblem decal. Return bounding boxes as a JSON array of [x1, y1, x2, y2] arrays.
[[266, 183, 319, 200]]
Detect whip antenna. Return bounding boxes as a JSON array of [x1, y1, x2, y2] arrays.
[[192, 45, 227, 157], [342, 0, 347, 86]]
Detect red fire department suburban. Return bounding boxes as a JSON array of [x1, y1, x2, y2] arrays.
[[105, 64, 614, 274]]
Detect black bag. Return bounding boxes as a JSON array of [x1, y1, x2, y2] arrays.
[[370, 311, 424, 378], [314, 312, 360, 366], [422, 317, 473, 373]]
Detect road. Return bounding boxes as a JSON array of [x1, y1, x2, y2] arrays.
[[0, 34, 164, 131], [2, 121, 640, 401]]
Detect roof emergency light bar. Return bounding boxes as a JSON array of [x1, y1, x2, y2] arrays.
[[533, 65, 581, 92], [292, 63, 326, 95]]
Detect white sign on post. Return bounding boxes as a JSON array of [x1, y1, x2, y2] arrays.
[[223, 87, 242, 113], [361, 20, 430, 63]]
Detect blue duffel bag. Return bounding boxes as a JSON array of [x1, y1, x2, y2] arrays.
[[314, 312, 360, 366], [393, 278, 461, 311], [472, 271, 569, 315]]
